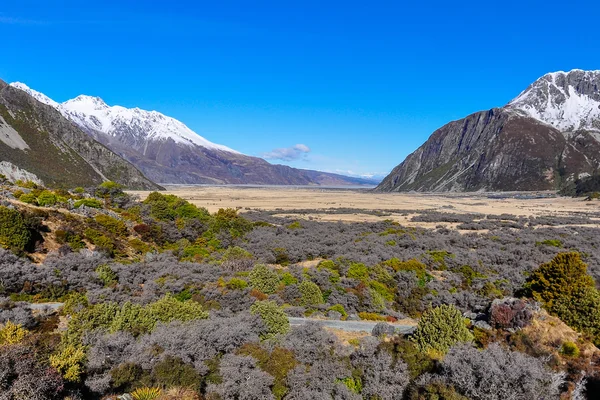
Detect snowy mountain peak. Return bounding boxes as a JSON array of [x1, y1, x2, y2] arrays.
[[508, 69, 600, 132], [9, 82, 60, 108], [65, 95, 108, 109], [9, 82, 238, 153]]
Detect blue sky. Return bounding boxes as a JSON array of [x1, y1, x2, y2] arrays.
[[1, 1, 599, 178]]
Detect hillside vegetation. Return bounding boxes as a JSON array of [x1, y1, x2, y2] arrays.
[[0, 176, 599, 398]]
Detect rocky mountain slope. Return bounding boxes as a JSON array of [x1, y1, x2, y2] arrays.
[[11, 83, 377, 186], [0, 80, 160, 189], [377, 69, 600, 192]]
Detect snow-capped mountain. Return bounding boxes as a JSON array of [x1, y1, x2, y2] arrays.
[[9, 82, 377, 186], [508, 69, 600, 133], [0, 80, 160, 189], [9, 82, 237, 153], [377, 69, 600, 192]]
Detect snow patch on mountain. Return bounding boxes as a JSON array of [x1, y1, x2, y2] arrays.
[[9, 82, 238, 153], [10, 82, 60, 108], [508, 70, 600, 133]]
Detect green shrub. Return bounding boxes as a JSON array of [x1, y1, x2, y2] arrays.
[[249, 264, 280, 294], [129, 238, 152, 254], [358, 312, 387, 321], [61, 292, 89, 315], [36, 190, 57, 206], [384, 258, 429, 279], [328, 304, 348, 319], [74, 198, 103, 208], [95, 264, 118, 286], [109, 302, 155, 335], [522, 252, 595, 308], [426, 250, 454, 270], [49, 344, 86, 382], [19, 193, 37, 205], [347, 262, 369, 281], [0, 321, 29, 345], [226, 278, 248, 290], [15, 180, 38, 189], [99, 181, 124, 190], [560, 341, 580, 357], [369, 288, 386, 311], [369, 280, 395, 301], [210, 208, 253, 238], [95, 214, 128, 236], [411, 304, 473, 355], [287, 221, 302, 230], [65, 294, 208, 343], [221, 246, 253, 262], [55, 229, 85, 250], [522, 253, 600, 344], [144, 192, 209, 222], [338, 377, 362, 394], [176, 203, 209, 220], [317, 259, 338, 272], [536, 239, 563, 248], [250, 300, 290, 339], [280, 272, 298, 286], [0, 206, 30, 251], [147, 293, 208, 324], [298, 280, 324, 306], [552, 286, 600, 346], [85, 228, 115, 252]]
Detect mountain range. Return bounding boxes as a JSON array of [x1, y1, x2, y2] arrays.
[[377, 69, 600, 192], [0, 80, 160, 189], [9, 83, 378, 187]]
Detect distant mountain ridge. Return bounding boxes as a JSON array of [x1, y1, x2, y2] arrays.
[[10, 83, 378, 186], [0, 80, 160, 189], [377, 69, 600, 192]]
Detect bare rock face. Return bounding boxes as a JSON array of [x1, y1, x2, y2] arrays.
[[0, 80, 160, 189], [377, 70, 600, 192]]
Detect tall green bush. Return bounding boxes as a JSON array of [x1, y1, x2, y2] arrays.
[[249, 264, 280, 294], [522, 252, 594, 308], [522, 252, 600, 345], [0, 206, 30, 251], [298, 280, 324, 306], [411, 304, 473, 355], [250, 300, 290, 339]]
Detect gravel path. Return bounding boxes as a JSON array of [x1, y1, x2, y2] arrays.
[[288, 317, 416, 334]]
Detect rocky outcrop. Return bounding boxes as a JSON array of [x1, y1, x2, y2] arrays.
[[377, 70, 600, 192], [0, 80, 160, 189]]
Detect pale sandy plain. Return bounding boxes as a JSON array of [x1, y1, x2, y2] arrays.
[[131, 186, 600, 228]]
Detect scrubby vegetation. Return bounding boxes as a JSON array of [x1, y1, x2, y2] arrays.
[[0, 179, 598, 398]]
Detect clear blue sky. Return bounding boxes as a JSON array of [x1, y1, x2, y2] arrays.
[[1, 1, 599, 178]]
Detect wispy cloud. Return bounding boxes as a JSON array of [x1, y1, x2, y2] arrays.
[[0, 16, 49, 25], [262, 144, 311, 161]]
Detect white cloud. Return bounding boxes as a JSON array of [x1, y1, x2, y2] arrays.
[[262, 144, 311, 161]]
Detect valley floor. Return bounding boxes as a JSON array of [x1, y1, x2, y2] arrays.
[[131, 186, 600, 226]]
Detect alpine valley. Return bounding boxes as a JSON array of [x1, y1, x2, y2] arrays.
[[9, 82, 378, 187], [377, 69, 600, 192]]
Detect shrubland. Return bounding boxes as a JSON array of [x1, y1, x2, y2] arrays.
[[0, 179, 598, 398]]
